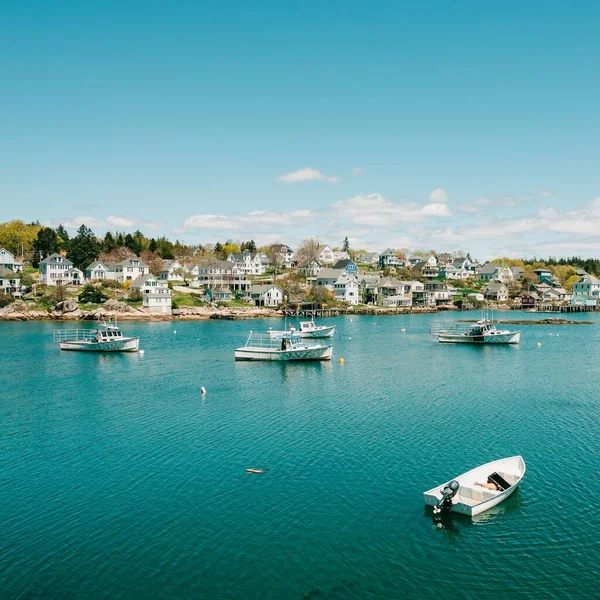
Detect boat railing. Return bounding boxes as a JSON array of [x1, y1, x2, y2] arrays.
[[430, 322, 472, 336], [53, 329, 97, 342], [244, 332, 323, 349]]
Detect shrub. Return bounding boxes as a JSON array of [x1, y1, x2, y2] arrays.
[[100, 280, 122, 289], [0, 292, 13, 308], [78, 284, 108, 304], [128, 289, 142, 302]]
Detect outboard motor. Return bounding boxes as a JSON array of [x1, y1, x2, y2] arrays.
[[433, 480, 460, 515]]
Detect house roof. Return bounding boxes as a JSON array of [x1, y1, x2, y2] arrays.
[[478, 263, 498, 275], [332, 259, 355, 269], [316, 268, 344, 280], [117, 257, 148, 268], [0, 248, 15, 258], [412, 261, 427, 271], [579, 273, 599, 284], [85, 260, 108, 271], [485, 280, 508, 292], [522, 291, 540, 299], [213, 287, 232, 294], [39, 253, 73, 266], [534, 268, 552, 273], [380, 248, 397, 256], [248, 284, 283, 294], [161, 260, 180, 271], [201, 259, 234, 270], [0, 266, 17, 277], [130, 274, 157, 288]]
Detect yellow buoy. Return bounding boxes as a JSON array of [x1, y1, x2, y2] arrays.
[[537, 342, 542, 347], [339, 358, 345, 364]]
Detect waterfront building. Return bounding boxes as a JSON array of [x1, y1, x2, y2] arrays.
[[0, 248, 23, 272], [247, 284, 283, 307], [85, 260, 115, 281], [572, 273, 600, 298], [159, 260, 184, 282], [520, 291, 540, 309], [484, 280, 509, 301], [332, 272, 359, 305], [114, 257, 149, 283], [316, 269, 345, 287], [227, 251, 265, 275], [534, 268, 553, 283], [439, 264, 470, 280], [131, 274, 172, 314], [0, 267, 21, 296], [39, 254, 84, 286], [194, 260, 250, 292], [424, 281, 451, 305]]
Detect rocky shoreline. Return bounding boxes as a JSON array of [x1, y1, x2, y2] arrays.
[[0, 300, 448, 322]]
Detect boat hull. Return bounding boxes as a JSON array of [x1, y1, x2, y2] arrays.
[[437, 331, 521, 344], [424, 455, 526, 517], [234, 345, 333, 361], [59, 337, 140, 352]]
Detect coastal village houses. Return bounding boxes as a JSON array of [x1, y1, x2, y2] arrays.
[[317, 245, 335, 265], [248, 284, 283, 307], [571, 273, 600, 305], [85, 260, 115, 281], [193, 259, 250, 292], [0, 267, 21, 297], [38, 254, 84, 286], [0, 248, 23, 272], [130, 274, 172, 314], [227, 251, 265, 275], [114, 257, 149, 284], [332, 272, 359, 305], [484, 281, 509, 302], [159, 260, 184, 282]]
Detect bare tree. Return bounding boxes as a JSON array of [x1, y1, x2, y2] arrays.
[[295, 237, 321, 265], [265, 243, 285, 277]]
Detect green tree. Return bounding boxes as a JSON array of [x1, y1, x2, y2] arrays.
[[148, 238, 158, 253], [68, 225, 101, 271], [0, 220, 41, 256], [103, 231, 117, 253], [78, 284, 108, 304], [32, 227, 59, 267], [342, 237, 350, 252], [55, 224, 70, 251]]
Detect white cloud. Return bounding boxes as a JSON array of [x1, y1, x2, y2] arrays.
[[428, 188, 449, 203], [106, 215, 136, 228], [351, 167, 363, 176], [332, 193, 452, 226], [184, 209, 317, 231], [277, 167, 338, 184], [539, 189, 554, 197]]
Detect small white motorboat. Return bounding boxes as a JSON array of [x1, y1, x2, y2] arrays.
[[53, 319, 140, 352], [423, 456, 526, 517], [269, 320, 335, 339], [235, 331, 332, 361], [431, 319, 521, 345]]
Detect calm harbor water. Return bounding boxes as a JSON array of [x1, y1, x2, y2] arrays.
[[1, 311, 599, 599]]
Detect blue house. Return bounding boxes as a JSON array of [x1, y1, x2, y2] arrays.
[[332, 259, 358, 275]]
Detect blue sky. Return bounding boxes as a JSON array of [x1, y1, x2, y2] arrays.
[[2, 0, 600, 259]]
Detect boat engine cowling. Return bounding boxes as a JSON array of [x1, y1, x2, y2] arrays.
[[433, 480, 460, 515]]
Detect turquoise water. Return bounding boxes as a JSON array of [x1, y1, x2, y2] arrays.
[[1, 312, 599, 599]]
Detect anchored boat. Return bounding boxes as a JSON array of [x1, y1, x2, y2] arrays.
[[235, 331, 332, 361], [424, 456, 526, 517], [53, 319, 140, 352], [269, 320, 335, 339], [431, 318, 521, 344]]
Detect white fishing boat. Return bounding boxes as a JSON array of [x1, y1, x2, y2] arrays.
[[235, 331, 333, 361], [53, 319, 140, 352], [268, 320, 335, 339], [431, 319, 521, 344], [424, 456, 526, 517]]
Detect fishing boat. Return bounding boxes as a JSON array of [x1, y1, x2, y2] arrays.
[[431, 319, 521, 344], [424, 456, 526, 517], [234, 331, 333, 361], [268, 320, 335, 339], [53, 319, 140, 352]]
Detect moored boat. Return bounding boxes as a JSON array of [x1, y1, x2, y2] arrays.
[[235, 331, 332, 361], [424, 456, 526, 517], [431, 319, 521, 344], [269, 320, 335, 339], [53, 320, 140, 352]]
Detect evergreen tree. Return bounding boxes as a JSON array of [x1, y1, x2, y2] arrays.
[[124, 233, 135, 252], [116, 232, 125, 247], [68, 225, 101, 271], [103, 231, 117, 253], [148, 238, 158, 253], [342, 237, 350, 253], [55, 224, 70, 251], [32, 227, 59, 267], [246, 239, 257, 253], [214, 241, 224, 259]]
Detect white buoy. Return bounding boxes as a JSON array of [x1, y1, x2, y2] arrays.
[[401, 328, 406, 332], [138, 349, 145, 355], [201, 387, 206, 395], [173, 330, 177, 335], [348, 337, 352, 340], [537, 342, 542, 347]]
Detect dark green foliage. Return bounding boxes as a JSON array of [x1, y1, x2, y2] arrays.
[[68, 225, 101, 271], [240, 240, 257, 253], [0, 292, 13, 308], [100, 280, 122, 289], [342, 237, 350, 252], [78, 284, 108, 304], [128, 289, 142, 302], [525, 256, 600, 275], [103, 231, 117, 253], [32, 227, 59, 267]]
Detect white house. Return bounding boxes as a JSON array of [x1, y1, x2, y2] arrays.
[[0, 248, 22, 272], [467, 292, 485, 302], [332, 250, 350, 262], [542, 287, 571, 304], [297, 259, 321, 277], [194, 259, 249, 291], [494, 266, 515, 285], [38, 254, 84, 286], [333, 272, 359, 305], [115, 257, 149, 283], [440, 265, 470, 280], [316, 268, 344, 287], [425, 281, 451, 304], [484, 281, 509, 301], [0, 267, 21, 296], [379, 249, 400, 268], [356, 251, 380, 266], [248, 284, 283, 307], [159, 260, 184, 282], [228, 251, 265, 275], [131, 273, 172, 314], [317, 245, 335, 265], [85, 260, 115, 281]]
